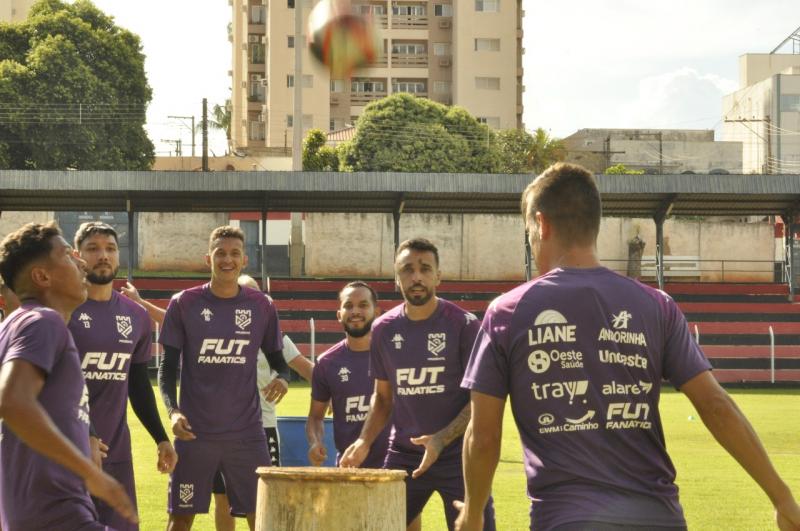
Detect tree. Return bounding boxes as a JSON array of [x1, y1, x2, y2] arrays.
[[495, 127, 566, 174], [604, 163, 645, 175], [345, 93, 499, 173], [0, 0, 154, 169], [527, 128, 566, 174], [201, 99, 231, 153], [302, 128, 338, 171]]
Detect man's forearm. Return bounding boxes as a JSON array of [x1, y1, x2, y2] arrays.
[[129, 363, 169, 444], [434, 403, 471, 446], [157, 346, 180, 414], [289, 356, 314, 382], [358, 392, 392, 446], [142, 300, 166, 325], [462, 420, 499, 518], [306, 416, 325, 447]]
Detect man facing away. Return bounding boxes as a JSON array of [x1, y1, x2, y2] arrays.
[[69, 221, 178, 530], [457, 162, 800, 531], [340, 238, 495, 531], [158, 226, 291, 531], [0, 222, 136, 530]]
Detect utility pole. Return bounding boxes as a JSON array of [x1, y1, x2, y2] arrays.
[[202, 98, 209, 171], [168, 115, 196, 157], [161, 138, 182, 157], [292, 0, 303, 171], [658, 131, 663, 176]]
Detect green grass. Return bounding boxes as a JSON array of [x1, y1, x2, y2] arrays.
[[130, 385, 800, 530]]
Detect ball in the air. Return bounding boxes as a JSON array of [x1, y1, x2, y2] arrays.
[[307, 0, 379, 77]]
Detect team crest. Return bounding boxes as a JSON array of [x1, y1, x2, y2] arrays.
[[235, 309, 252, 330], [115, 315, 133, 338], [427, 333, 447, 356], [179, 483, 194, 504]]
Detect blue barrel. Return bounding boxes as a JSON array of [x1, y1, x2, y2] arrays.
[[277, 416, 338, 467]]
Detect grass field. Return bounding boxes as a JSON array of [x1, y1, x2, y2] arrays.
[[130, 384, 800, 530]]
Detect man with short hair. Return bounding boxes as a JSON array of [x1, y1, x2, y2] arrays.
[[69, 221, 177, 531], [0, 222, 137, 530], [158, 226, 290, 531], [457, 162, 800, 530], [341, 239, 495, 531]]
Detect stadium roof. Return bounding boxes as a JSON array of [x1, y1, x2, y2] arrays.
[[0, 170, 799, 217]]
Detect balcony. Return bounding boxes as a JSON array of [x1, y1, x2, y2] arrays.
[[248, 23, 265, 34], [374, 14, 388, 28], [391, 53, 428, 68], [351, 91, 387, 105], [391, 15, 428, 29]]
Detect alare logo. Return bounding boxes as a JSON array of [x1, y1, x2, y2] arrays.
[[427, 333, 446, 356], [528, 310, 576, 346], [235, 309, 252, 330], [116, 315, 133, 338], [531, 380, 589, 404], [601, 380, 653, 396]]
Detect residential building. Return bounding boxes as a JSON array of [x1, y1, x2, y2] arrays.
[[563, 128, 742, 174], [0, 0, 35, 22], [722, 53, 800, 174], [230, 0, 524, 155]]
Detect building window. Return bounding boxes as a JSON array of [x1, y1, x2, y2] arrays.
[[287, 75, 294, 88], [249, 121, 265, 141], [433, 81, 451, 94], [352, 79, 385, 92], [303, 74, 314, 88], [330, 118, 336, 131], [475, 0, 499, 12], [286, 114, 293, 127], [392, 81, 427, 94], [392, 5, 426, 16], [434, 4, 453, 16], [781, 94, 800, 111], [288, 0, 294, 8], [250, 6, 265, 24], [433, 43, 451, 56], [477, 116, 500, 128], [330, 79, 344, 92], [474, 38, 500, 51], [288, 35, 295, 48], [248, 43, 265, 64], [475, 76, 500, 90], [354, 4, 387, 15], [392, 43, 426, 55]]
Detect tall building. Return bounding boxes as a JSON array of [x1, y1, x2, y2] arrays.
[[230, 0, 524, 155], [0, 0, 35, 22]]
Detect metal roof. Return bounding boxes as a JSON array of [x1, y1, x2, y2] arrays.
[[0, 170, 798, 217]]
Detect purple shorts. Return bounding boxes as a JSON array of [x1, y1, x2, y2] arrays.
[[93, 460, 137, 531], [385, 454, 496, 531], [168, 435, 269, 515]]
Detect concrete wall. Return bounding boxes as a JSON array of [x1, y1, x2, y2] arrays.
[[137, 213, 229, 272], [740, 53, 800, 86], [152, 155, 292, 171], [0, 211, 55, 237]]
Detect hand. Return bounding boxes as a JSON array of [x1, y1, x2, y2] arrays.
[[119, 282, 143, 304], [85, 467, 139, 525], [776, 498, 800, 530], [339, 438, 369, 468], [453, 500, 483, 531], [89, 436, 108, 468], [157, 441, 178, 474], [308, 441, 328, 466], [170, 410, 196, 441], [410, 433, 444, 478], [262, 377, 288, 404]]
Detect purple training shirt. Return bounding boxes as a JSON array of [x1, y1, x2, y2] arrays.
[[311, 339, 390, 467], [370, 298, 480, 467], [462, 267, 712, 529], [69, 290, 153, 463], [159, 284, 282, 440], [0, 302, 97, 530]]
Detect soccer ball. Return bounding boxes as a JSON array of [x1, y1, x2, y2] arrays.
[[307, 0, 380, 77]]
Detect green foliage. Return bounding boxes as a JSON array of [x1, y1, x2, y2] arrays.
[[302, 128, 339, 171], [347, 93, 499, 173], [0, 0, 154, 169], [604, 163, 645, 175], [496, 127, 566, 174]]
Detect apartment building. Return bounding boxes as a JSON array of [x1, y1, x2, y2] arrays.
[[0, 0, 35, 22], [230, 0, 524, 154]]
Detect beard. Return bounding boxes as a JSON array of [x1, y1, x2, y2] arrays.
[[343, 316, 374, 338], [403, 284, 433, 306], [86, 265, 118, 285]]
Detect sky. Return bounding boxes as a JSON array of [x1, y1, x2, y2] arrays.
[[88, 0, 800, 156]]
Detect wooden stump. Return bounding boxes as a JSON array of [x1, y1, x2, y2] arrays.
[[254, 466, 407, 531]]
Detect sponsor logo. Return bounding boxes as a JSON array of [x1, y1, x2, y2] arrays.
[[77, 384, 91, 425], [338, 366, 351, 382], [81, 352, 132, 381], [527, 349, 584, 374], [538, 413, 555, 426], [611, 310, 632, 329], [601, 380, 653, 396], [538, 408, 599, 434], [598, 349, 648, 369], [198, 338, 249, 364], [606, 402, 652, 429], [78, 313, 92, 328], [597, 328, 648, 347], [396, 366, 445, 395], [391, 333, 404, 349], [345, 395, 370, 422], [179, 484, 194, 505], [531, 380, 589, 404], [235, 309, 252, 330], [201, 308, 213, 322], [528, 310, 577, 346], [427, 333, 446, 357], [115, 315, 133, 339]]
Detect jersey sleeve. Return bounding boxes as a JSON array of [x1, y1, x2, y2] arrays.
[[158, 294, 185, 350], [461, 299, 512, 399], [459, 311, 481, 372], [659, 292, 712, 389], [310, 358, 332, 402], [368, 322, 388, 381], [3, 312, 65, 375], [260, 297, 283, 354], [132, 309, 154, 364], [281, 334, 302, 363]]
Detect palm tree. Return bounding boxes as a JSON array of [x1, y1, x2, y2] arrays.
[[197, 99, 232, 153], [528, 127, 566, 174]]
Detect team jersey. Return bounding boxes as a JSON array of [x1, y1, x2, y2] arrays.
[[69, 290, 152, 463], [462, 267, 712, 529], [159, 284, 282, 440]]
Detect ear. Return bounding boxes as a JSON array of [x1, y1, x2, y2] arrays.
[[242, 254, 249, 268], [336, 307, 344, 323], [535, 211, 552, 241], [204, 253, 212, 269], [374, 305, 382, 317], [29, 265, 50, 289]]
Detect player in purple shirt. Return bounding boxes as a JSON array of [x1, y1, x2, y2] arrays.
[[158, 226, 291, 531], [340, 239, 495, 531], [307, 281, 391, 468], [457, 163, 800, 531], [0, 222, 137, 530], [69, 222, 178, 531]]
